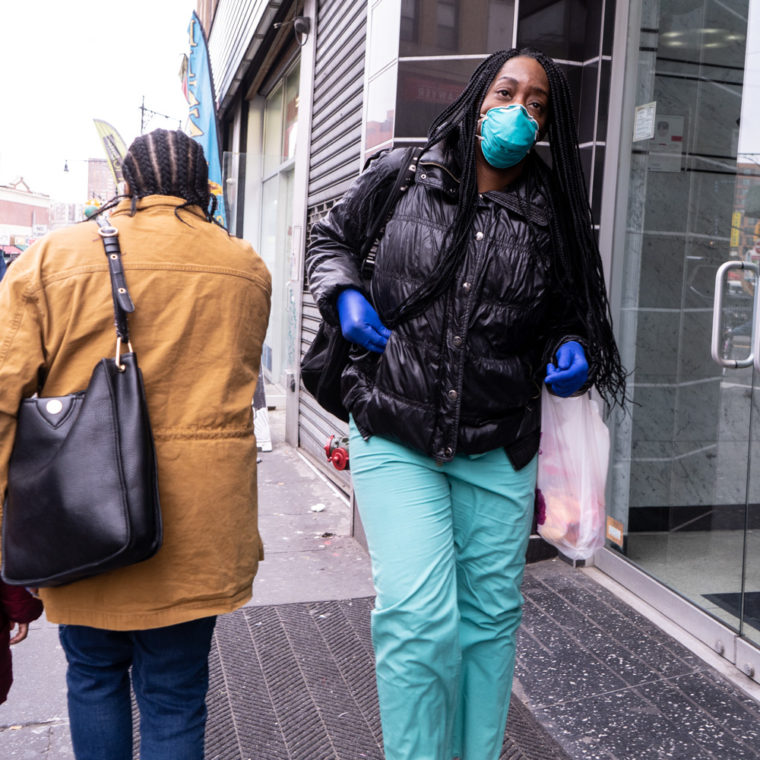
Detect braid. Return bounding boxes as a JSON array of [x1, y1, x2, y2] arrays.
[[520, 48, 627, 406], [119, 128, 223, 227], [388, 52, 517, 325]]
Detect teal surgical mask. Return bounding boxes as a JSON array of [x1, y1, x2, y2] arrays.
[[478, 104, 539, 169]]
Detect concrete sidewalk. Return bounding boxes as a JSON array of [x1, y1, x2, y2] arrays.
[[1, 408, 759, 759]]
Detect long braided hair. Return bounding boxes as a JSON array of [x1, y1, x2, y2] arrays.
[[93, 129, 221, 225], [396, 48, 627, 407]]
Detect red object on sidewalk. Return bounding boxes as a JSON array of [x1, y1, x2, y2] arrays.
[[324, 435, 350, 471]]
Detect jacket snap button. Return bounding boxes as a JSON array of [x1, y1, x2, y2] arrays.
[[444, 447, 453, 457], [475, 231, 484, 240], [453, 335, 463, 347], [462, 281, 471, 292], [448, 389, 458, 401]]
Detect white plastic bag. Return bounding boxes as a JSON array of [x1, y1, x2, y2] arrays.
[[536, 387, 610, 560]]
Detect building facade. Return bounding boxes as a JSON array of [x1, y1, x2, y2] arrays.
[[204, 0, 760, 689], [0, 180, 50, 261]]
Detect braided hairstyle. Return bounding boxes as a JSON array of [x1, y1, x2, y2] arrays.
[[396, 48, 627, 407], [95, 129, 220, 225]]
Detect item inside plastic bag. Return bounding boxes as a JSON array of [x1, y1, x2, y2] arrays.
[[536, 387, 610, 560]]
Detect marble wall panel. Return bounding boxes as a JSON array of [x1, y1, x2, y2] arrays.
[[633, 310, 680, 381], [641, 172, 690, 234], [678, 309, 720, 381], [712, 439, 752, 506], [638, 233, 686, 309], [673, 380, 721, 442], [687, 173, 738, 241], [628, 459, 673, 507], [669, 442, 719, 507], [716, 379, 754, 443], [632, 385, 676, 443], [629, 458, 673, 508]]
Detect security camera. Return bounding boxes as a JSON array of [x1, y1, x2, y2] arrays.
[[293, 15, 311, 44], [293, 16, 311, 36]]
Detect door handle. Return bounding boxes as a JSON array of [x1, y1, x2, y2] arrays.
[[711, 260, 759, 369]]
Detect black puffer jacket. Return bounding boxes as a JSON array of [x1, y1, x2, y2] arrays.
[[307, 142, 587, 468]]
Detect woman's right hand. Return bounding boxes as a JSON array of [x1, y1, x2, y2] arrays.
[[336, 289, 391, 353]]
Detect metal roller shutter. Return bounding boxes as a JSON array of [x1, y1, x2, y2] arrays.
[[298, 0, 367, 491]]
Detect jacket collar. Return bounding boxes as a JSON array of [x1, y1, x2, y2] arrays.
[[420, 142, 550, 226], [110, 195, 207, 221]]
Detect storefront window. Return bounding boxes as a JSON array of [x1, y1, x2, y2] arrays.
[[399, 0, 514, 56], [263, 84, 283, 177], [400, 0, 419, 43], [517, 0, 602, 61], [394, 59, 476, 138], [608, 0, 759, 652], [283, 66, 300, 163], [366, 64, 397, 151], [436, 0, 458, 50], [258, 59, 300, 384]]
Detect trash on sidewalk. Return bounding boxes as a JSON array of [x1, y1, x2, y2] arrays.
[[310, 503, 326, 512]]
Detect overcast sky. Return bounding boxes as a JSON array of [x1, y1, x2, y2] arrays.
[[0, 1, 197, 201]]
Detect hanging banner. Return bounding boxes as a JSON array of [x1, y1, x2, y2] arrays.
[[93, 120, 127, 185], [185, 11, 227, 228]]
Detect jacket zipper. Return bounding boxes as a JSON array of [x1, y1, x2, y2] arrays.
[[419, 161, 461, 184]]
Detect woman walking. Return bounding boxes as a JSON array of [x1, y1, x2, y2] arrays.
[[0, 129, 271, 759], [307, 49, 625, 760]]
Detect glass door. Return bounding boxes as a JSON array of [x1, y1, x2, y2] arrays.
[[607, 0, 760, 660]]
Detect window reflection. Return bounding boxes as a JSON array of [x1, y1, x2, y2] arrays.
[[395, 59, 476, 138], [283, 64, 300, 163], [517, 0, 602, 61], [401, 0, 419, 43], [399, 0, 514, 56], [437, 0, 458, 50], [366, 66, 397, 150]]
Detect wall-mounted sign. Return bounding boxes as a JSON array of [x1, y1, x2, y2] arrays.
[[649, 115, 684, 172], [633, 101, 657, 142]]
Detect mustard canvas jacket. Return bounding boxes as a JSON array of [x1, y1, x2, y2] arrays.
[[0, 196, 271, 630]]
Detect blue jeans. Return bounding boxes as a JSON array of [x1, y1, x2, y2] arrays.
[[59, 617, 216, 760], [349, 418, 537, 760]]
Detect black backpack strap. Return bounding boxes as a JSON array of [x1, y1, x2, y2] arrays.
[[360, 146, 423, 279], [94, 217, 134, 344]]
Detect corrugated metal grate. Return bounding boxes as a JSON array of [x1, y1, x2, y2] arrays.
[[195, 598, 570, 760]]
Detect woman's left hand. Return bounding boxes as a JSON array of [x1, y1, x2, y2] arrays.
[[9, 622, 29, 645], [545, 341, 588, 396]]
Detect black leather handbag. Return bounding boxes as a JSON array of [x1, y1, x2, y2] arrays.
[[1, 221, 162, 587], [301, 147, 422, 422]]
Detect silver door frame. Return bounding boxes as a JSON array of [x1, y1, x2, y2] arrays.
[[596, 0, 760, 686]]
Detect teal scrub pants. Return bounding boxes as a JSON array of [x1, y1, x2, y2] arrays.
[[348, 419, 537, 760]]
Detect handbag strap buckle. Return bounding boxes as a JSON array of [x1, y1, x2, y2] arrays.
[[115, 336, 134, 372]]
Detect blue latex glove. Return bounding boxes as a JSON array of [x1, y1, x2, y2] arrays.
[[336, 288, 391, 353], [545, 340, 589, 397]]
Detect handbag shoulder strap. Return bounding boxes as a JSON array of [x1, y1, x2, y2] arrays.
[[360, 146, 423, 279], [94, 217, 134, 343]]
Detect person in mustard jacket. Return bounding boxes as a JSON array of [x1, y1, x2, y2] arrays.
[[0, 129, 271, 760]]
